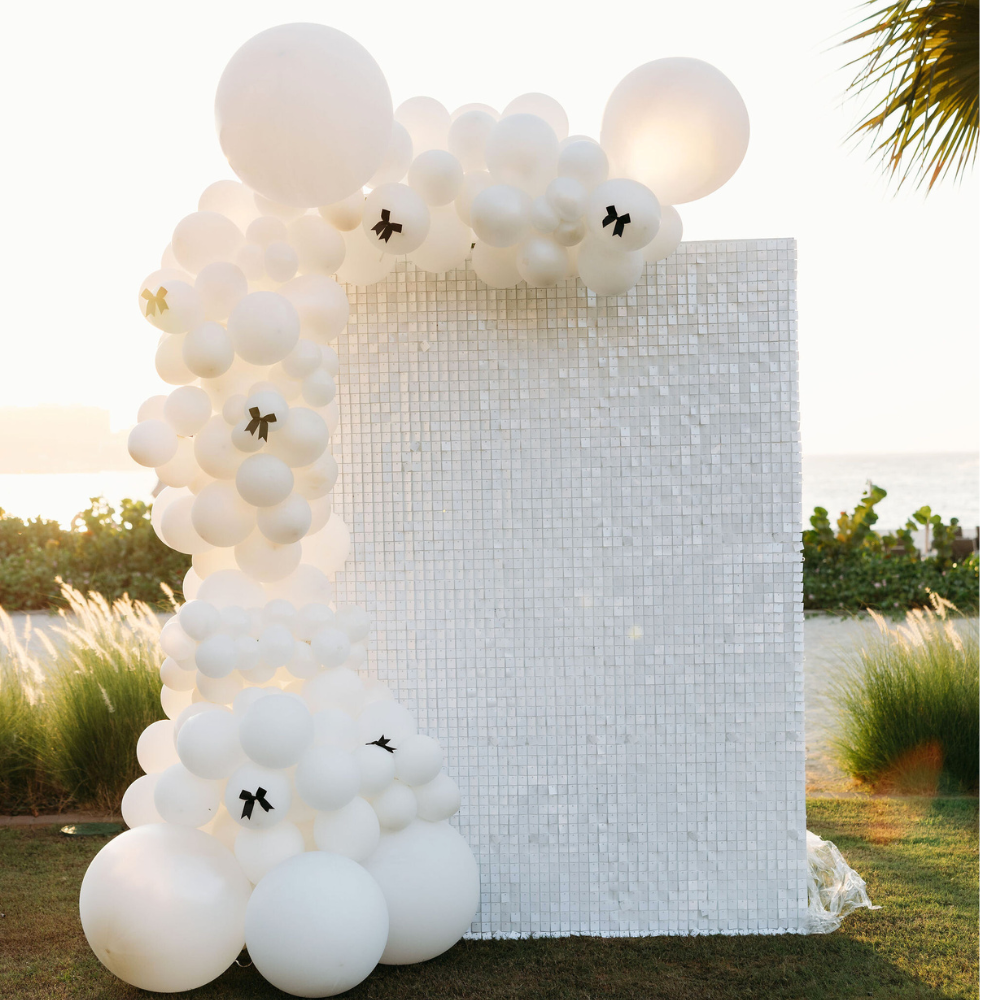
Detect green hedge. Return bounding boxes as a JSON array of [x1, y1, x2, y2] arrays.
[[0, 499, 189, 611], [802, 485, 978, 613]]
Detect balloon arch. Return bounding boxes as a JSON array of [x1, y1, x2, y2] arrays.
[[80, 22, 749, 997]]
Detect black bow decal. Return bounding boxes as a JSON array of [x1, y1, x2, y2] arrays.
[[239, 786, 274, 820], [602, 205, 631, 237], [367, 735, 396, 753], [372, 209, 402, 243], [245, 407, 277, 442]]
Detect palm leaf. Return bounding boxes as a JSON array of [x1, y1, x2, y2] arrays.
[[843, 0, 979, 192]]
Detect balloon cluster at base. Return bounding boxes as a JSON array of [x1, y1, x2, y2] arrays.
[[81, 21, 750, 998]]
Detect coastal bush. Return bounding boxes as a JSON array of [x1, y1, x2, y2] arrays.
[[832, 595, 979, 793], [0, 585, 166, 814], [802, 486, 978, 613], [0, 498, 189, 611]]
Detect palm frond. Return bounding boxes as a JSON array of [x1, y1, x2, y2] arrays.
[[843, 0, 979, 192]]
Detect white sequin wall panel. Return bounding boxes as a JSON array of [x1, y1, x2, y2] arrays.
[[333, 239, 806, 937]]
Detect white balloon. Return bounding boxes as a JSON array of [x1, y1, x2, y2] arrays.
[[194, 261, 248, 323], [198, 568, 268, 609], [546, 176, 588, 222], [470, 184, 531, 248], [199, 179, 258, 230], [215, 23, 393, 205], [182, 566, 203, 603], [155, 437, 199, 488], [407, 149, 463, 206], [298, 511, 351, 574], [470, 242, 521, 288], [155, 332, 197, 385], [267, 407, 329, 468], [451, 102, 499, 119], [235, 531, 302, 583], [530, 195, 559, 235], [257, 492, 312, 544], [236, 242, 265, 281], [313, 796, 380, 861], [158, 493, 213, 555], [137, 394, 167, 423], [311, 626, 351, 668], [136, 720, 180, 774], [160, 615, 197, 660], [196, 669, 244, 705], [127, 420, 177, 468], [516, 236, 569, 287], [577, 237, 646, 295], [394, 96, 450, 155], [319, 190, 365, 231], [244, 852, 388, 997], [281, 274, 350, 344], [353, 743, 397, 797], [364, 820, 480, 964], [236, 452, 294, 507], [556, 215, 585, 245], [163, 385, 212, 437], [409, 205, 473, 275], [502, 92, 569, 141], [267, 563, 335, 607], [557, 138, 609, 190], [367, 120, 414, 187], [254, 193, 305, 222], [191, 480, 256, 548], [139, 274, 203, 335], [600, 57, 750, 204], [287, 215, 347, 275], [178, 599, 221, 641], [121, 773, 163, 828], [195, 632, 240, 679], [643, 204, 684, 262], [247, 215, 287, 247], [454, 170, 492, 227], [264, 241, 299, 283], [293, 602, 336, 641], [183, 321, 235, 378], [160, 656, 196, 692], [336, 225, 396, 287], [282, 338, 323, 378], [225, 761, 292, 829], [301, 368, 338, 407], [234, 821, 304, 884], [176, 705, 247, 778], [413, 772, 462, 821], [228, 291, 300, 365], [485, 113, 559, 197], [153, 763, 221, 827], [161, 683, 193, 720], [312, 707, 360, 748], [393, 734, 443, 786], [239, 691, 313, 767], [448, 110, 495, 171], [303, 667, 364, 715], [369, 779, 417, 831], [362, 183, 430, 255], [586, 178, 661, 251], [294, 745, 361, 811], [206, 807, 243, 851], [172, 212, 242, 274], [79, 825, 250, 992]]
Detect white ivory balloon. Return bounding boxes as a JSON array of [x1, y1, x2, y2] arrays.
[[195, 262, 248, 321], [236, 453, 295, 507], [470, 185, 531, 248], [288, 216, 346, 275], [294, 745, 361, 811], [281, 274, 350, 343], [199, 179, 258, 230], [394, 96, 450, 155], [155, 437, 199, 488], [485, 113, 559, 197], [128, 420, 177, 468], [600, 57, 750, 204], [502, 93, 569, 141], [367, 120, 414, 187], [576, 238, 646, 296], [176, 705, 247, 778], [313, 796, 380, 861], [139, 274, 203, 335], [516, 236, 569, 287], [336, 225, 395, 287], [215, 23, 393, 205], [234, 821, 304, 884], [586, 179, 661, 252], [183, 321, 235, 378], [407, 149, 463, 206], [364, 820, 480, 964], [228, 291, 300, 365], [225, 762, 292, 829], [120, 773, 163, 828], [136, 720, 179, 774], [153, 763, 221, 827], [235, 531, 302, 583], [172, 212, 242, 273], [155, 332, 197, 385], [257, 492, 312, 544], [643, 204, 684, 262], [470, 242, 521, 288], [557, 138, 609, 191], [454, 170, 492, 227], [79, 825, 251, 992], [413, 772, 462, 821], [239, 691, 313, 767], [448, 110, 495, 171], [244, 852, 388, 997], [409, 205, 473, 275]]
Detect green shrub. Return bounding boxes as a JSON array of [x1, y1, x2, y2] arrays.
[[0, 584, 168, 814], [0, 498, 190, 611], [803, 485, 979, 613], [831, 595, 979, 793]]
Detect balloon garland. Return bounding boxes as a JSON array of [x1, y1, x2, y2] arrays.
[[79, 21, 749, 998]]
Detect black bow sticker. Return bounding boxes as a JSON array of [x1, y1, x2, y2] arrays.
[[239, 786, 274, 820], [367, 735, 396, 753], [602, 205, 631, 237], [372, 209, 403, 243], [245, 407, 277, 442]]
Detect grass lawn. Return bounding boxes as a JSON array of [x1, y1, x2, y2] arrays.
[[0, 798, 977, 1000]]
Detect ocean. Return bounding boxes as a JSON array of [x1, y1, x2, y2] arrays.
[[0, 453, 980, 535]]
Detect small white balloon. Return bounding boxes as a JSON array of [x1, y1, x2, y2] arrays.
[[154, 763, 221, 827], [393, 734, 444, 786], [161, 656, 196, 692], [369, 780, 418, 831], [172, 212, 242, 274], [158, 493, 213, 555], [362, 183, 430, 254], [228, 291, 300, 365], [332, 604, 371, 643], [287, 215, 346, 275], [516, 235, 569, 287], [300, 368, 338, 407], [137, 394, 167, 422], [139, 274, 203, 335], [454, 170, 492, 227], [258, 623, 295, 667], [367, 119, 414, 187], [546, 175, 588, 222], [409, 205, 473, 275], [280, 274, 350, 344], [311, 626, 352, 668], [235, 531, 302, 583], [485, 113, 559, 197], [183, 321, 235, 379], [160, 616, 197, 660], [357, 700, 418, 746], [136, 720, 180, 774], [192, 480, 257, 548], [263, 241, 299, 283], [295, 745, 361, 811], [643, 204, 684, 262], [195, 261, 248, 321], [155, 332, 197, 385], [313, 796, 380, 861], [178, 600, 221, 641], [413, 772, 462, 821], [303, 667, 364, 715], [448, 110, 496, 171], [236, 453, 295, 507], [394, 96, 450, 155], [176, 705, 247, 779], [121, 773, 164, 828], [557, 138, 610, 190], [293, 602, 336, 641], [530, 195, 559, 235], [470, 184, 531, 248], [197, 568, 268, 610], [267, 407, 330, 468], [282, 338, 323, 378], [267, 563, 335, 608], [163, 385, 212, 437], [196, 669, 245, 705], [195, 632, 240, 679], [239, 691, 314, 767], [353, 743, 397, 797], [246, 216, 287, 247], [407, 149, 464, 206], [199, 179, 258, 230], [128, 420, 177, 468], [257, 492, 312, 544]]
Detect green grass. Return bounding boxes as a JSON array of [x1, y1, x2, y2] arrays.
[[0, 586, 166, 813], [0, 798, 978, 999], [831, 600, 979, 794]]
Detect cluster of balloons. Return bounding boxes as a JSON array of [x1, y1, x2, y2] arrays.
[[81, 21, 750, 997]]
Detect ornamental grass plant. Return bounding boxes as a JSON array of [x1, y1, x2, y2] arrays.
[[832, 593, 978, 793], [0, 583, 168, 814]]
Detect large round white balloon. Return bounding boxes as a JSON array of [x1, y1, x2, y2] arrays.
[[600, 57, 750, 204], [215, 23, 393, 206], [245, 852, 388, 997], [364, 820, 480, 964], [79, 825, 251, 992]]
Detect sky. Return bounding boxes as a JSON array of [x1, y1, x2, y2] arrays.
[[0, 0, 979, 456]]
